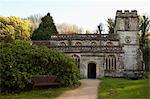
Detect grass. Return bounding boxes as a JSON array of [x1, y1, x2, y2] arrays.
[[98, 77, 150, 99], [1, 82, 81, 99], [1, 87, 69, 99]]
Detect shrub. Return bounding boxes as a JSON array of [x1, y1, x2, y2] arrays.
[[0, 40, 80, 92]]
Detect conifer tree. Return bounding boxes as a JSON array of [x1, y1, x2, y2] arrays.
[[31, 13, 58, 40]]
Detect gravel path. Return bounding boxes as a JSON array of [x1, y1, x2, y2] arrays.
[[56, 79, 100, 99]]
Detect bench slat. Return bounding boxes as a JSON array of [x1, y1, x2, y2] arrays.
[[31, 75, 60, 87]]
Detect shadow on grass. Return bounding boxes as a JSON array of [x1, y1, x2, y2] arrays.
[[1, 82, 81, 99]]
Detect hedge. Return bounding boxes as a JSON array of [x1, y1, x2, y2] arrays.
[[0, 40, 80, 92]]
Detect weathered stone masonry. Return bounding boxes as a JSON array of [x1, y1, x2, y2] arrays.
[[32, 10, 145, 78]]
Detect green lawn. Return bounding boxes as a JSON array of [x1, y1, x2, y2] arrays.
[[1, 88, 67, 99], [98, 77, 150, 99]]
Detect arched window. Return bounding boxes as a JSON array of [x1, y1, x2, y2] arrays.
[[114, 58, 116, 69], [60, 42, 66, 46], [105, 55, 117, 70], [75, 42, 82, 46], [91, 41, 97, 46], [106, 58, 108, 70], [106, 41, 113, 46], [125, 18, 130, 30]]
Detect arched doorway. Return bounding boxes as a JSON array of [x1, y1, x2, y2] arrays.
[[88, 63, 96, 79]]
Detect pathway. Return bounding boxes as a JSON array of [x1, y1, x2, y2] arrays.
[[56, 79, 100, 99]]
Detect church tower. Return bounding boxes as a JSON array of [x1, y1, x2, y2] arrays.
[[114, 10, 143, 77]]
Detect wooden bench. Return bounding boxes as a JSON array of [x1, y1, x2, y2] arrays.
[[31, 75, 60, 88]]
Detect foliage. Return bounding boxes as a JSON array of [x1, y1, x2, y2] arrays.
[[31, 13, 58, 40], [139, 15, 150, 71], [56, 23, 83, 34], [0, 41, 80, 92], [98, 78, 149, 99], [143, 45, 150, 71], [26, 14, 42, 33], [85, 30, 92, 34], [107, 18, 115, 34], [0, 16, 31, 42], [139, 15, 150, 49]]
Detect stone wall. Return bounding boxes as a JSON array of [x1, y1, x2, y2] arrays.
[[115, 10, 144, 78], [67, 52, 124, 78]]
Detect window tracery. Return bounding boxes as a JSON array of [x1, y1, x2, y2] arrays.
[[105, 55, 117, 70]]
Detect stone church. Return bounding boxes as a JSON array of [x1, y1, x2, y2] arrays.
[[33, 10, 145, 79]]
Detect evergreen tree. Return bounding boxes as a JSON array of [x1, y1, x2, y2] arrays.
[[31, 13, 58, 40]]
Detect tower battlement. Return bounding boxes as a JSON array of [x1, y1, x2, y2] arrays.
[[116, 10, 138, 18]]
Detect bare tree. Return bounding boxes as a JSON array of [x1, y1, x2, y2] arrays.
[[85, 30, 92, 34], [97, 23, 103, 34], [56, 23, 83, 34], [139, 15, 150, 49], [27, 14, 43, 33]]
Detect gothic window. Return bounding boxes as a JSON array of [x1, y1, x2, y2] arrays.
[[109, 58, 111, 70], [112, 58, 114, 70], [60, 42, 66, 46], [75, 42, 82, 46], [106, 58, 108, 70], [105, 55, 117, 70], [125, 18, 130, 30], [114, 58, 116, 69]]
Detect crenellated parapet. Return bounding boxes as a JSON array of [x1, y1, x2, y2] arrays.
[[49, 46, 123, 53], [114, 10, 139, 32], [116, 10, 138, 18], [50, 34, 119, 41]]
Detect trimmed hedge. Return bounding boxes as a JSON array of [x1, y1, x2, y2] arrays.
[[0, 40, 80, 92]]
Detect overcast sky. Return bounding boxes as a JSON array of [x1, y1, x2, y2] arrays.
[[0, 0, 149, 32]]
